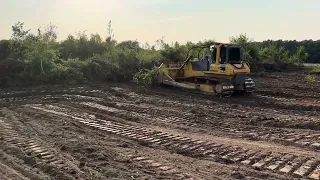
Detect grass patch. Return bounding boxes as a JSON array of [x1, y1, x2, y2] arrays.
[[305, 74, 318, 83], [304, 63, 320, 73]]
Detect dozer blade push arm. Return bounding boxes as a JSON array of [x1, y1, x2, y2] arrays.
[[174, 56, 192, 78]]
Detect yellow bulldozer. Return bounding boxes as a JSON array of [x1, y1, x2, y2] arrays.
[[154, 43, 255, 96]]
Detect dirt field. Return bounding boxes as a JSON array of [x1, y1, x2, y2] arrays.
[[0, 71, 319, 180]]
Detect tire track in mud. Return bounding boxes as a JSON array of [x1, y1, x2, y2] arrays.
[[254, 94, 320, 112], [256, 95, 320, 104], [122, 84, 320, 111], [120, 88, 320, 126], [0, 85, 127, 102], [0, 86, 103, 97], [0, 94, 104, 105], [2, 86, 320, 143], [254, 73, 320, 99], [2, 87, 319, 135], [17, 111, 226, 180], [0, 116, 84, 180], [11, 104, 200, 180], [112, 87, 320, 125], [2, 90, 319, 132], [60, 101, 320, 152], [0, 161, 29, 180], [255, 88, 320, 100], [1, 82, 320, 111], [127, 92, 320, 131], [0, 86, 115, 107], [21, 106, 199, 180], [1, 84, 319, 117], [27, 104, 320, 180]]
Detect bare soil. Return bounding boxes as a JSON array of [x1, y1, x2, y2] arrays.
[[0, 71, 319, 180]]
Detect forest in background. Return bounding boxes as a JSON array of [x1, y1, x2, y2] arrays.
[[0, 21, 319, 87]]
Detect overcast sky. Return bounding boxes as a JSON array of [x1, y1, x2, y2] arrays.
[[0, 0, 319, 44]]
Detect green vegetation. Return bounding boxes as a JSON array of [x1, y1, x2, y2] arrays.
[[0, 21, 318, 87], [305, 74, 318, 83], [133, 68, 159, 86], [304, 63, 320, 73]]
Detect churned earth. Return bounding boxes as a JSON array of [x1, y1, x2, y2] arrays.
[[0, 71, 319, 180]]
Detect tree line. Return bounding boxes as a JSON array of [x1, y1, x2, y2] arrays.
[[0, 22, 318, 87]]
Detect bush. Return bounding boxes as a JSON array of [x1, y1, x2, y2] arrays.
[[0, 21, 316, 88], [305, 74, 317, 83], [133, 68, 159, 86]]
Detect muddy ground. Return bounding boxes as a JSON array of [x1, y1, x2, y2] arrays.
[[0, 71, 319, 180]]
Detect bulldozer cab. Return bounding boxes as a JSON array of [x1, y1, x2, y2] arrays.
[[190, 47, 211, 71], [190, 43, 242, 71], [210, 44, 242, 65]]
